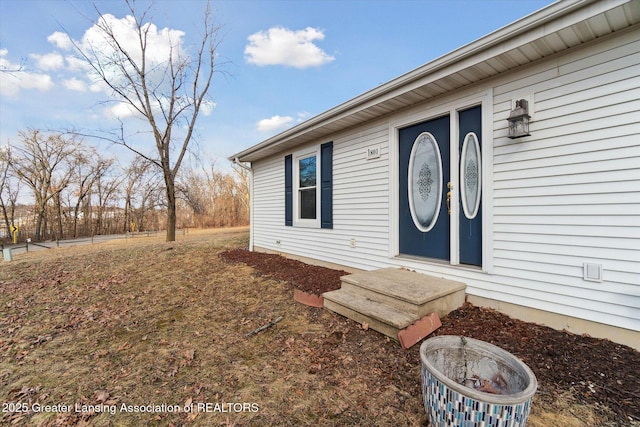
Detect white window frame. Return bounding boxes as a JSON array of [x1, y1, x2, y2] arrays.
[[293, 146, 321, 228]]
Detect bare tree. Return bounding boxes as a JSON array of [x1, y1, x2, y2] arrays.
[[63, 148, 115, 237], [0, 146, 21, 236], [8, 129, 81, 241], [178, 163, 211, 222], [70, 0, 221, 241], [178, 159, 249, 228], [93, 170, 124, 235], [231, 162, 250, 222], [123, 156, 162, 233]]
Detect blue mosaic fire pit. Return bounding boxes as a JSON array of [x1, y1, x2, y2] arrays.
[[420, 336, 537, 427]]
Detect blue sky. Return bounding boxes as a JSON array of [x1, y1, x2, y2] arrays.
[[0, 0, 554, 169]]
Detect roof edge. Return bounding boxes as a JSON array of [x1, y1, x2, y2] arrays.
[[229, 0, 620, 162]]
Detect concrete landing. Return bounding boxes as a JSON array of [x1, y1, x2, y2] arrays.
[[323, 268, 466, 341]]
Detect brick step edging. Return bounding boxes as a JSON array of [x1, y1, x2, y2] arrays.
[[293, 289, 324, 308]]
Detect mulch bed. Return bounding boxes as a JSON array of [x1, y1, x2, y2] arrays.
[[219, 248, 348, 295], [219, 249, 640, 423], [435, 304, 640, 423]]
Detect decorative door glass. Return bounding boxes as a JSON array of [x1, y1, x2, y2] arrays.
[[408, 132, 442, 232], [460, 132, 481, 219]]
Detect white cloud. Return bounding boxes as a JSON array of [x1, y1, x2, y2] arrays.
[[257, 115, 294, 132], [30, 52, 64, 71], [63, 77, 86, 92], [2, 73, 54, 97], [200, 100, 216, 116], [0, 49, 54, 97], [245, 26, 335, 68], [89, 82, 105, 92], [107, 95, 214, 120], [81, 14, 185, 75], [23, 13, 207, 122], [47, 13, 186, 96], [65, 55, 92, 72], [108, 101, 141, 119], [0, 48, 17, 73], [48, 31, 73, 50]]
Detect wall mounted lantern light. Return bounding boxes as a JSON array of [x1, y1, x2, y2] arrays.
[[507, 99, 531, 139]]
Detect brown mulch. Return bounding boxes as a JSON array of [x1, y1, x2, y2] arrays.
[[219, 248, 348, 294], [435, 305, 640, 423], [220, 248, 640, 424]]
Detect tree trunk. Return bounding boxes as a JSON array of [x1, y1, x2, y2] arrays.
[[1, 200, 10, 233], [72, 206, 79, 238], [165, 177, 176, 242], [35, 208, 45, 241], [72, 196, 85, 238], [83, 201, 91, 236], [94, 204, 101, 235], [55, 193, 64, 239], [124, 196, 130, 233]]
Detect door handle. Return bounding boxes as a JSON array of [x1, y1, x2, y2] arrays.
[[446, 182, 452, 215]]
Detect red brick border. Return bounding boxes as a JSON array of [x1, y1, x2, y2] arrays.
[[293, 289, 324, 308], [398, 312, 442, 350]]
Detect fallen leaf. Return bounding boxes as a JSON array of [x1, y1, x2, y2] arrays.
[[308, 364, 321, 374], [94, 390, 110, 403], [117, 342, 132, 351]]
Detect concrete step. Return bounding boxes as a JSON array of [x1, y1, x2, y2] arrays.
[[340, 268, 466, 318], [323, 289, 417, 339]]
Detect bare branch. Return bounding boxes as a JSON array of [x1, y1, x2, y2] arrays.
[[65, 0, 221, 241], [63, 127, 162, 170]]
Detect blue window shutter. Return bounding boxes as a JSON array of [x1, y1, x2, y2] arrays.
[[320, 142, 333, 229], [284, 154, 293, 226]]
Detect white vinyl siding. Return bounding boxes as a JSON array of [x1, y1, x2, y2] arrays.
[[252, 156, 285, 246], [252, 122, 393, 270], [250, 26, 639, 332], [488, 28, 640, 331]]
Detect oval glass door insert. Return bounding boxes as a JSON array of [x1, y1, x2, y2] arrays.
[[408, 132, 442, 232], [460, 132, 481, 219]]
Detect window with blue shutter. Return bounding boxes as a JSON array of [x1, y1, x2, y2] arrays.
[[321, 142, 333, 229], [285, 142, 332, 228]]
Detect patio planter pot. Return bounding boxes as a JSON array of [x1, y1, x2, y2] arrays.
[[420, 335, 537, 427]]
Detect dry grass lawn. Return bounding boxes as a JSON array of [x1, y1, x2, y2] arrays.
[[0, 228, 625, 426]]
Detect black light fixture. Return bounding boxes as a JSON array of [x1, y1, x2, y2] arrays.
[[507, 99, 531, 139]]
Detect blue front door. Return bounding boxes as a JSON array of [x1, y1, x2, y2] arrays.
[[399, 115, 451, 260], [458, 105, 483, 266]]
